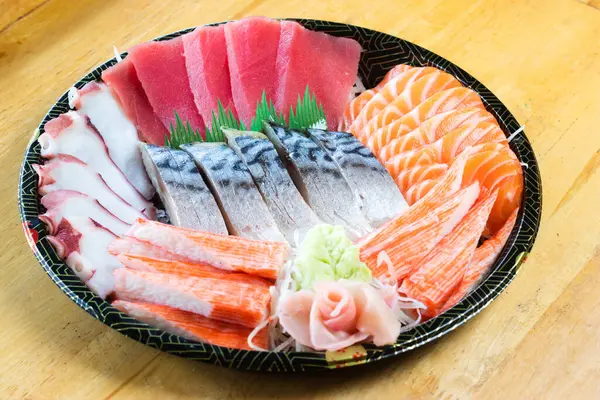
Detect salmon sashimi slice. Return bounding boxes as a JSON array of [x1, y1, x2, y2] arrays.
[[355, 70, 461, 140], [462, 144, 523, 233], [356, 148, 472, 250], [116, 254, 271, 289], [378, 107, 496, 163], [404, 178, 439, 205], [113, 268, 270, 328], [400, 190, 498, 318], [361, 183, 481, 281], [350, 67, 439, 137], [384, 147, 438, 178], [113, 300, 268, 350], [395, 163, 448, 193], [366, 87, 485, 154], [340, 65, 413, 131], [124, 219, 289, 280], [441, 208, 518, 313], [384, 120, 506, 178]]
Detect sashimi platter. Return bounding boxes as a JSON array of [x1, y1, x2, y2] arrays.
[[18, 18, 541, 371]]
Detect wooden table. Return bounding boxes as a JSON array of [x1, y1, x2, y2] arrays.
[[1, 0, 599, 398]]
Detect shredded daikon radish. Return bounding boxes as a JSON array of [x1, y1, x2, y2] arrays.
[[113, 45, 123, 62], [247, 316, 272, 352], [506, 125, 525, 143]]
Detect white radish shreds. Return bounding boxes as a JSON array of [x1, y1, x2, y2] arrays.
[[506, 125, 525, 143], [350, 75, 367, 99], [247, 316, 271, 352], [67, 87, 79, 109], [113, 45, 123, 62]]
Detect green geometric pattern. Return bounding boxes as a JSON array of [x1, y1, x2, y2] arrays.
[[17, 19, 542, 372]]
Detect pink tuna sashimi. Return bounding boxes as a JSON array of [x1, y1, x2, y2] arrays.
[[275, 20, 361, 128], [183, 25, 236, 127], [128, 37, 205, 137], [70, 81, 154, 199], [101, 58, 167, 145], [48, 216, 123, 299], [224, 17, 282, 126], [40, 190, 130, 236]]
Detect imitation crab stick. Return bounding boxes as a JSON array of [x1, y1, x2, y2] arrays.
[[113, 300, 268, 350], [116, 254, 271, 289], [113, 268, 270, 328], [378, 107, 495, 163], [361, 183, 481, 280], [356, 148, 472, 251], [123, 219, 290, 280], [400, 190, 497, 318], [340, 65, 413, 130], [441, 208, 518, 313]]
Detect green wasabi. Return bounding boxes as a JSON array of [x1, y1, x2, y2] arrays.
[[293, 224, 372, 290]]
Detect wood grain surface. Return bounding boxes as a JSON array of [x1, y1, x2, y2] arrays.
[[0, 0, 599, 398]]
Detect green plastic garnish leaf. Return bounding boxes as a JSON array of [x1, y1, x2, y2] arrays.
[[165, 86, 327, 148]]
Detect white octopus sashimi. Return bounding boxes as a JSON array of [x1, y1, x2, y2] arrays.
[[47, 216, 123, 299], [69, 81, 155, 199], [40, 190, 130, 236], [38, 111, 154, 215], [34, 155, 151, 223]]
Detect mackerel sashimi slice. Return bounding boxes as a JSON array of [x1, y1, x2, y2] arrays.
[[263, 122, 372, 240], [183, 25, 236, 126], [112, 300, 268, 350], [225, 17, 282, 126], [181, 142, 287, 243], [224, 129, 321, 244], [140, 144, 227, 233], [101, 58, 167, 145], [275, 20, 362, 128], [128, 37, 205, 137], [305, 128, 407, 228]]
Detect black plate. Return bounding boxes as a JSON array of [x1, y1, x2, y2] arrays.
[[18, 19, 542, 371]]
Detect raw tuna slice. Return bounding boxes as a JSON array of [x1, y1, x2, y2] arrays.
[[275, 21, 362, 128], [101, 58, 167, 145], [224, 17, 282, 126], [128, 37, 205, 137], [183, 25, 236, 127]]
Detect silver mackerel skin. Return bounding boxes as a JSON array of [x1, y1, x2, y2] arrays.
[[139, 144, 228, 233], [263, 122, 372, 239], [224, 129, 321, 244], [306, 128, 408, 228], [180, 142, 288, 243]]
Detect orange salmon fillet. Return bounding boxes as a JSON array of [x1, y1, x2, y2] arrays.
[[404, 178, 439, 205], [350, 67, 439, 137], [356, 70, 462, 140], [400, 190, 497, 318], [384, 120, 506, 178], [340, 65, 413, 130], [441, 208, 518, 313], [113, 300, 268, 350], [116, 254, 272, 289], [378, 107, 497, 163], [123, 219, 289, 280], [113, 268, 270, 328], [361, 183, 480, 281], [366, 87, 485, 154], [395, 163, 448, 193], [462, 143, 523, 233]]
